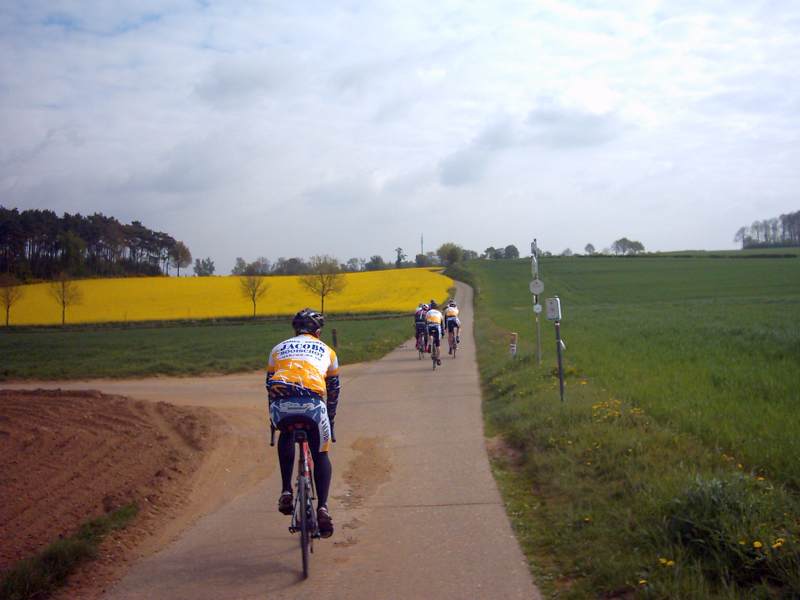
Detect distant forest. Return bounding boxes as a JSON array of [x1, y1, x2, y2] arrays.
[[734, 209, 800, 249], [0, 206, 189, 280]]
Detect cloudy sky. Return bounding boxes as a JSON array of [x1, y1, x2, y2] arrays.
[[2, 1, 799, 270]]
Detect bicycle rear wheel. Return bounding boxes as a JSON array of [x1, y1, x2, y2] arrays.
[[298, 477, 310, 578]]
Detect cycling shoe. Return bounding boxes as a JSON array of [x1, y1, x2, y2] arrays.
[[317, 506, 334, 538], [278, 491, 293, 515]]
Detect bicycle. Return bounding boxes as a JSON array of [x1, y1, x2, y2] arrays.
[[448, 328, 458, 358], [415, 327, 429, 359], [428, 328, 441, 370], [271, 421, 335, 579]]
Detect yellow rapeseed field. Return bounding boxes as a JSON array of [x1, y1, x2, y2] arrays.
[[10, 268, 453, 325]]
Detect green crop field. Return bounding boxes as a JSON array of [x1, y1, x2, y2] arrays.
[[0, 316, 414, 380], [458, 256, 800, 599]]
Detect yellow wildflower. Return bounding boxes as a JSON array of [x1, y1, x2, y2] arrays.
[[638, 579, 647, 585], [772, 538, 785, 549], [753, 541, 763, 549]]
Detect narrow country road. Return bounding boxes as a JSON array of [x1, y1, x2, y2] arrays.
[[14, 283, 542, 599]]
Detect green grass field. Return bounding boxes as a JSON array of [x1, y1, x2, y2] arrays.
[[460, 256, 800, 599], [0, 316, 414, 380]]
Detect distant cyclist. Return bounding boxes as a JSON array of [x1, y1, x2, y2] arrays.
[[425, 300, 444, 366], [444, 299, 461, 352], [414, 302, 429, 352], [267, 308, 340, 538]]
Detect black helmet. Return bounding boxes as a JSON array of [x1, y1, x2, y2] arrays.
[[292, 308, 325, 334], [430, 300, 438, 309]]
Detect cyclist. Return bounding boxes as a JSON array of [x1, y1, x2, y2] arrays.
[[267, 308, 340, 538], [425, 300, 444, 366], [414, 302, 429, 352], [444, 299, 461, 353]]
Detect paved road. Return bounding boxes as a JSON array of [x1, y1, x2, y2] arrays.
[[12, 283, 542, 599]]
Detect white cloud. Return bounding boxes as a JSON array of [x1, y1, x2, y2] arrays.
[[1, 0, 799, 267]]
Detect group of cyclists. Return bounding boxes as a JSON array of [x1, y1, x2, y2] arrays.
[[265, 297, 462, 544], [414, 298, 461, 365]]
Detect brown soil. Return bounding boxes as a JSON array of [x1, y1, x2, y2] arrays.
[[0, 388, 219, 583]]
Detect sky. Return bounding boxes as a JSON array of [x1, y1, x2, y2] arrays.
[[1, 1, 799, 272]]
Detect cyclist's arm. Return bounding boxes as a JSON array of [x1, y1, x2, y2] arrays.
[[325, 350, 341, 422]]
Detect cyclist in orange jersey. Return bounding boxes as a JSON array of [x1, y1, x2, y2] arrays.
[[267, 308, 340, 538], [444, 299, 461, 351], [425, 300, 444, 366]]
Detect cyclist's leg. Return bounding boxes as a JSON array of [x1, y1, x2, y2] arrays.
[[277, 430, 296, 493]]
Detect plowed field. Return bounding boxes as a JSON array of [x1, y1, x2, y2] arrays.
[[0, 389, 219, 574]]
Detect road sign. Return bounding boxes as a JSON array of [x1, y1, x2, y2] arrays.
[[529, 279, 544, 294], [546, 297, 562, 321], [533, 303, 542, 314]]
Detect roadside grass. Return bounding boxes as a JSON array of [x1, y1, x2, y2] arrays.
[[0, 503, 138, 600], [464, 257, 800, 598], [0, 315, 414, 380]]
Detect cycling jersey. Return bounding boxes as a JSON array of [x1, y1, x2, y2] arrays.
[[266, 334, 340, 405], [425, 308, 444, 338], [267, 334, 340, 453], [414, 307, 428, 324], [444, 306, 459, 319]]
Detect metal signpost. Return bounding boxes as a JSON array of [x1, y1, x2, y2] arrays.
[[546, 296, 566, 402], [530, 240, 543, 366]]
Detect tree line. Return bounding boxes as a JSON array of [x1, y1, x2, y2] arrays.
[[734, 210, 800, 249], [0, 206, 193, 280], [230, 243, 521, 275]]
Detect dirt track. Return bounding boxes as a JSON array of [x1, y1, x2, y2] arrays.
[[2, 283, 541, 599]]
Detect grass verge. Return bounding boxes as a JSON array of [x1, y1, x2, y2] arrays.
[[0, 315, 414, 380], [0, 503, 138, 600], [462, 257, 800, 599]]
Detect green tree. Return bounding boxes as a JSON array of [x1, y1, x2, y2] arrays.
[[193, 257, 215, 276], [239, 275, 270, 318], [0, 274, 24, 326], [584, 243, 596, 255], [395, 247, 407, 269], [49, 273, 83, 325], [415, 253, 430, 267], [503, 244, 520, 259], [169, 241, 192, 276], [299, 255, 347, 313], [365, 255, 387, 271], [436, 242, 463, 266]]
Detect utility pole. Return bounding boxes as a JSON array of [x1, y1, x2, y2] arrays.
[[420, 233, 424, 256], [530, 239, 543, 366]]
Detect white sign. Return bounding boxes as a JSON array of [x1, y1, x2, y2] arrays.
[[529, 279, 544, 294], [533, 303, 542, 314], [546, 297, 562, 321]]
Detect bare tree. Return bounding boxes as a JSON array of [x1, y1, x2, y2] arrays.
[[49, 273, 84, 325], [239, 275, 270, 318], [0, 274, 24, 326], [299, 255, 347, 313], [169, 241, 192, 276], [584, 243, 596, 255]]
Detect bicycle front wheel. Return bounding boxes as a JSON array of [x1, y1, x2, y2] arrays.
[[298, 477, 310, 578]]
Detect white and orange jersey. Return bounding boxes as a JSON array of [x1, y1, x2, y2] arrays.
[[266, 334, 340, 401], [444, 305, 459, 319], [425, 308, 444, 326]]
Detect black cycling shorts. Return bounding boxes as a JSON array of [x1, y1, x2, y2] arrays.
[[426, 326, 441, 345], [446, 318, 459, 332]]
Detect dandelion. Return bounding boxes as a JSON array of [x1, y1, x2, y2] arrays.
[[737, 463, 744, 470], [666, 560, 675, 567], [638, 579, 647, 585], [738, 540, 746, 545], [756, 476, 765, 481], [753, 541, 763, 549], [580, 380, 588, 385], [583, 516, 592, 523], [772, 538, 785, 549], [658, 558, 668, 565]]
